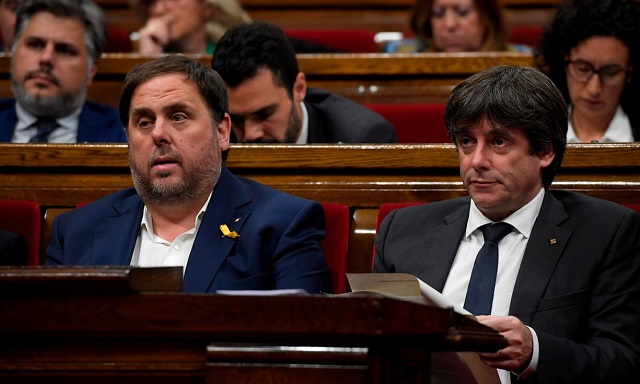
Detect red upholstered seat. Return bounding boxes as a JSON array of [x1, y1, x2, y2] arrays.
[[624, 204, 640, 214], [364, 103, 450, 143], [0, 200, 42, 265], [508, 26, 543, 48], [320, 202, 351, 294], [105, 27, 133, 53], [285, 29, 377, 53]]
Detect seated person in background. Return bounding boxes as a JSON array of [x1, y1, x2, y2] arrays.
[[46, 55, 333, 294], [0, 229, 28, 266], [131, 0, 250, 55], [374, 65, 640, 383], [0, 0, 125, 143], [212, 22, 397, 143], [0, 0, 19, 53], [130, 0, 337, 54], [384, 0, 530, 53], [534, 0, 640, 143]]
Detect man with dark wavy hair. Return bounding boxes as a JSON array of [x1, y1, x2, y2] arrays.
[[375, 65, 640, 383], [212, 21, 397, 144]]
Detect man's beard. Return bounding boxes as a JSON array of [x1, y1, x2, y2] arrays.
[[246, 102, 302, 143], [11, 69, 87, 118], [129, 145, 221, 207]]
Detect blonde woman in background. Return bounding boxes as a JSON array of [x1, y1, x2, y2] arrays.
[[130, 0, 250, 54], [384, 0, 530, 53]]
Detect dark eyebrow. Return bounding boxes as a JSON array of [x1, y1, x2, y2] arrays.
[[130, 102, 195, 120], [130, 106, 154, 121], [250, 103, 277, 118]]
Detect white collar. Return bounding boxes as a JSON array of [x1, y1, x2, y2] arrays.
[[294, 101, 309, 144], [567, 105, 633, 143], [465, 188, 545, 240], [15, 101, 82, 133]]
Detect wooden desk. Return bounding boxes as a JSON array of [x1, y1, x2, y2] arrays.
[[0, 52, 535, 105], [0, 143, 639, 270], [0, 267, 505, 383]]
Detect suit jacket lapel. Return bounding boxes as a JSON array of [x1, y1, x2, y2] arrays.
[[0, 101, 18, 141], [509, 191, 571, 325], [183, 168, 251, 292], [77, 105, 98, 143], [304, 101, 325, 143], [92, 191, 144, 265], [420, 201, 469, 291]]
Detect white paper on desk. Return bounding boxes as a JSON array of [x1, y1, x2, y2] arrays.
[[346, 273, 470, 315], [216, 289, 308, 296]]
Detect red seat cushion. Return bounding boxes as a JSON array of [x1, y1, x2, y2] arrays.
[[0, 200, 41, 265], [365, 103, 450, 143], [508, 27, 542, 48], [285, 29, 377, 53], [320, 202, 351, 293]]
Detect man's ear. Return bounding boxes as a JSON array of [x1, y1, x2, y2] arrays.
[[217, 113, 231, 151], [292, 72, 306, 104], [539, 148, 556, 169], [87, 63, 99, 85]]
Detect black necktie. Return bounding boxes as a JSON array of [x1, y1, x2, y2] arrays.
[[29, 118, 58, 143], [464, 222, 513, 315]]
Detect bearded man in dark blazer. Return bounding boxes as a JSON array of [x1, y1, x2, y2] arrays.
[[0, 0, 125, 144], [374, 65, 640, 384]]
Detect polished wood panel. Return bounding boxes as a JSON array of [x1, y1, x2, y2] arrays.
[[0, 52, 535, 105], [0, 268, 506, 383]]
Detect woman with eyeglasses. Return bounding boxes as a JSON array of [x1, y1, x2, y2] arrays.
[[535, 0, 640, 143]]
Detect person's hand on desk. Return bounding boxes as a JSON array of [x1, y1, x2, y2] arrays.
[[476, 315, 533, 373]]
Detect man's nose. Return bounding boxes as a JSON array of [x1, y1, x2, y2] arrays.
[[242, 121, 265, 142]]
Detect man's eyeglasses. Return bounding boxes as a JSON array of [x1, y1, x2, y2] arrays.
[[565, 57, 632, 87]]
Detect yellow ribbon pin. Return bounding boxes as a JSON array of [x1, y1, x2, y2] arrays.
[[220, 224, 240, 239]]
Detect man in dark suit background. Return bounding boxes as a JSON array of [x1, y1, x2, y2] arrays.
[[46, 55, 332, 294], [0, 0, 125, 143], [374, 65, 640, 383], [211, 21, 397, 144], [0, 229, 27, 266]]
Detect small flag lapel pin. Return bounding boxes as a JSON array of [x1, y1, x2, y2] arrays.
[[220, 224, 240, 239], [549, 238, 557, 245]]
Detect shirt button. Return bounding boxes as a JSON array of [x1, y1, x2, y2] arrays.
[[174, 244, 181, 251]]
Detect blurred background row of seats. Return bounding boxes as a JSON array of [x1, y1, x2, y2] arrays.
[[0, 26, 542, 54]]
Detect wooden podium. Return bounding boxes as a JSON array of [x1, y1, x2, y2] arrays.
[[0, 267, 506, 384]]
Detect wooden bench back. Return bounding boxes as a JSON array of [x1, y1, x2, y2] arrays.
[[0, 52, 535, 106], [1, 143, 639, 272]]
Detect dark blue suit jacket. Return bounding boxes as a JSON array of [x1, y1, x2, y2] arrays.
[[0, 229, 28, 266], [45, 167, 332, 294], [0, 99, 126, 143], [374, 190, 640, 383]]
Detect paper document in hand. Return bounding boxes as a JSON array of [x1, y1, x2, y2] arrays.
[[346, 273, 470, 315], [347, 273, 500, 384]]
